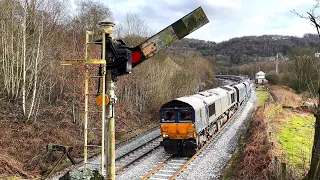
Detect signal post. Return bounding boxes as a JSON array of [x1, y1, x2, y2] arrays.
[[99, 18, 116, 179], [60, 7, 209, 180]]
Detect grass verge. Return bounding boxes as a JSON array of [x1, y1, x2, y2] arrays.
[[256, 86, 269, 106], [275, 114, 315, 175]]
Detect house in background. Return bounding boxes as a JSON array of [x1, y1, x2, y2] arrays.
[[255, 71, 268, 84]]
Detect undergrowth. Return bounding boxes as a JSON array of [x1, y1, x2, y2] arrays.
[[222, 107, 272, 180], [223, 85, 317, 180], [276, 115, 315, 175], [256, 86, 269, 106]]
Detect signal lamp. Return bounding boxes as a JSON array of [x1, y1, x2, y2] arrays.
[[96, 94, 110, 107], [131, 51, 142, 64]]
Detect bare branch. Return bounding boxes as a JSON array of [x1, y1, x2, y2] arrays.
[[307, 12, 320, 38], [291, 9, 309, 19]]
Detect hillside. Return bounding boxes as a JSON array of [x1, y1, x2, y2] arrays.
[[166, 34, 320, 65]]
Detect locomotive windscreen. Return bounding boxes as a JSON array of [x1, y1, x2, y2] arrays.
[[178, 110, 193, 122], [161, 111, 175, 122], [160, 109, 194, 123], [160, 100, 195, 123]]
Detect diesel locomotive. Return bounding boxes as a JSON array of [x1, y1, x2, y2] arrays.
[[159, 76, 251, 156]]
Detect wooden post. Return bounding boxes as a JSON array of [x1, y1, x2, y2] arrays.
[[274, 156, 279, 176], [281, 162, 286, 180]]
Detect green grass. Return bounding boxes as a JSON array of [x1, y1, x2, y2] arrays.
[[266, 104, 282, 119], [276, 115, 315, 174], [256, 86, 269, 106]]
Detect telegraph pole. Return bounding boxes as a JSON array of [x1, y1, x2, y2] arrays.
[[251, 63, 253, 79], [276, 54, 279, 74]]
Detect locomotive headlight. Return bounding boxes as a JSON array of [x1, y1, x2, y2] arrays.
[[162, 134, 169, 138], [187, 133, 193, 138]]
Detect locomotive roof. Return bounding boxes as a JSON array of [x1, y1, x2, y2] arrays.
[[232, 82, 246, 88], [175, 96, 204, 110], [222, 85, 236, 92], [197, 88, 229, 102], [161, 81, 246, 112], [177, 87, 230, 109]]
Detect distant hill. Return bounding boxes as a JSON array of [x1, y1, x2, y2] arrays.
[[166, 34, 320, 65]]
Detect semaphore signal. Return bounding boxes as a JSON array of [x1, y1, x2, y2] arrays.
[[60, 6, 209, 180]]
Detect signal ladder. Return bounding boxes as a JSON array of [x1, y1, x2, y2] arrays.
[[61, 31, 108, 175]]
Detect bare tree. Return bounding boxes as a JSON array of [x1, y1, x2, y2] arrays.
[[292, 1, 320, 179], [0, 0, 71, 122], [115, 13, 151, 47], [73, 0, 112, 38]]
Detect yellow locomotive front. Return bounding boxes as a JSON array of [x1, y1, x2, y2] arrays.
[[159, 108, 197, 156]]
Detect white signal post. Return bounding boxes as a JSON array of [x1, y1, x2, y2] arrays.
[[99, 18, 116, 180]]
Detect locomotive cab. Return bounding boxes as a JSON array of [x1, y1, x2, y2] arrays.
[[159, 100, 197, 156]]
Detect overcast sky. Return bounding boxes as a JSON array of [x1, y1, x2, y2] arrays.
[[92, 0, 318, 42]]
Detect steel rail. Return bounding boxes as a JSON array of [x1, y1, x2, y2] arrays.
[[140, 155, 174, 179], [115, 135, 162, 174]]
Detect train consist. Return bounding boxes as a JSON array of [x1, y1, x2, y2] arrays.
[[159, 75, 251, 156]]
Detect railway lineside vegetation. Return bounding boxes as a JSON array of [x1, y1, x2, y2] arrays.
[[223, 85, 317, 179], [266, 86, 316, 179], [0, 0, 214, 178], [256, 86, 269, 106], [276, 115, 315, 173]]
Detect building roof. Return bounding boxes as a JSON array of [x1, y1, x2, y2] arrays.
[[256, 71, 265, 75]]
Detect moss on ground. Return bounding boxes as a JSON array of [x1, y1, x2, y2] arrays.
[[276, 115, 315, 174], [256, 86, 269, 106]]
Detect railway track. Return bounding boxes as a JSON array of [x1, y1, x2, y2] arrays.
[[115, 135, 162, 174], [141, 122, 230, 180], [141, 95, 251, 180]]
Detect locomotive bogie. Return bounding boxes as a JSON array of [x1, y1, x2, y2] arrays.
[[160, 139, 197, 156]]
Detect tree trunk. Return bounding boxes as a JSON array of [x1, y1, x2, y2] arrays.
[[22, 1, 27, 116], [27, 21, 41, 121], [307, 89, 320, 180]]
